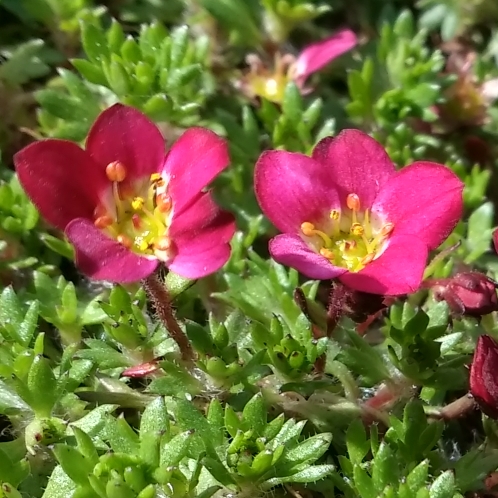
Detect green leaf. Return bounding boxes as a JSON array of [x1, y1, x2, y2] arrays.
[[281, 433, 332, 466], [372, 442, 398, 492], [429, 471, 456, 498], [160, 430, 194, 467], [353, 464, 377, 498], [81, 22, 110, 64], [27, 355, 58, 417], [262, 464, 334, 488], [52, 445, 93, 486], [242, 393, 266, 437], [346, 419, 369, 465], [42, 465, 77, 498]]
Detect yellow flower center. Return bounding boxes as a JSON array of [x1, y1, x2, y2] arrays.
[[300, 193, 394, 272], [244, 53, 296, 104], [93, 162, 173, 261]]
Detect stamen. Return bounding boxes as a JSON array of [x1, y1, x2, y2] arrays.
[[155, 236, 172, 251], [112, 182, 125, 219], [346, 193, 360, 211], [361, 253, 375, 266], [320, 248, 335, 260], [363, 209, 372, 239], [117, 234, 132, 248], [132, 197, 145, 211], [351, 223, 364, 236], [106, 161, 127, 182], [156, 193, 172, 213], [301, 222, 316, 237], [330, 210, 340, 220], [381, 223, 394, 236], [94, 215, 113, 229]]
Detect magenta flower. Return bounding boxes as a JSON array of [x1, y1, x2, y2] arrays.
[[15, 104, 235, 283], [241, 29, 357, 104], [470, 334, 498, 418], [255, 130, 463, 295]]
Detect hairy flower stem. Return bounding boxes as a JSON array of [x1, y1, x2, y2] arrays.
[[428, 393, 477, 420], [327, 281, 347, 336], [143, 270, 195, 365]]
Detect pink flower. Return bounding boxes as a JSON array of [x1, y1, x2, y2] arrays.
[[470, 335, 498, 418], [15, 104, 235, 283], [254, 130, 463, 295], [241, 29, 357, 104], [291, 29, 358, 88]]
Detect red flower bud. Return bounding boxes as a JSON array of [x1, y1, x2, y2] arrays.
[[429, 272, 498, 317], [470, 335, 498, 418]]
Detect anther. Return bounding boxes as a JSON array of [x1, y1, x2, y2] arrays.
[[132, 197, 145, 211], [155, 236, 172, 251], [106, 161, 127, 182], [93, 204, 108, 219], [117, 234, 132, 248], [320, 248, 335, 260], [330, 210, 340, 220], [381, 223, 394, 236], [351, 223, 364, 236], [94, 215, 113, 229], [156, 193, 172, 212], [361, 253, 375, 266], [346, 193, 360, 211], [301, 222, 316, 237]]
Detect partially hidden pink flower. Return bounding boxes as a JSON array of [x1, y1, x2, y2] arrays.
[[254, 130, 464, 295], [470, 334, 498, 418], [241, 29, 357, 104], [291, 29, 358, 88], [15, 104, 236, 283]]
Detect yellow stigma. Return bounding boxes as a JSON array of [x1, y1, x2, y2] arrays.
[[300, 193, 394, 272]]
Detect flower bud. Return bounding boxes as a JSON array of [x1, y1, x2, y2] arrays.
[[470, 335, 498, 418], [430, 272, 498, 317]]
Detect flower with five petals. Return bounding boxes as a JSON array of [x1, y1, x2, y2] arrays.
[[15, 104, 235, 283], [255, 129, 463, 295]]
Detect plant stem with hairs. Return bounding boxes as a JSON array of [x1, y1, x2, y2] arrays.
[[143, 270, 195, 364]]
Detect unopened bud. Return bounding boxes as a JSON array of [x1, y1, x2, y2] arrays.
[[431, 272, 498, 317]]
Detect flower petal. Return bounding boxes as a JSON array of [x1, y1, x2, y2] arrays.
[[14, 140, 106, 230], [294, 29, 357, 86], [311, 129, 396, 209], [86, 103, 166, 180], [269, 234, 346, 280], [164, 127, 230, 214], [339, 234, 428, 295], [168, 192, 236, 279], [66, 219, 158, 283], [255, 150, 341, 233], [371, 161, 464, 250]]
